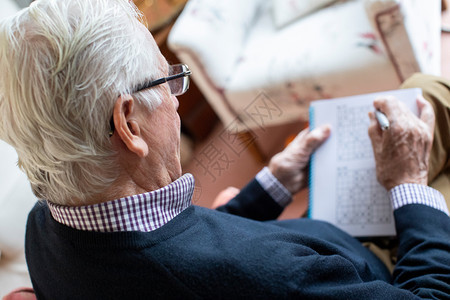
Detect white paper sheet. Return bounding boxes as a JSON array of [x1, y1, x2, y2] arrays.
[[309, 88, 421, 237]]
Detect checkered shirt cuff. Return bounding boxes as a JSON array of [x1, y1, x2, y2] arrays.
[[390, 184, 449, 216], [255, 167, 292, 207]]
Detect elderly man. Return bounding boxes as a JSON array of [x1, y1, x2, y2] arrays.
[[0, 0, 449, 299]]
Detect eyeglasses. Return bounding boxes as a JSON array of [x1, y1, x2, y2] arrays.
[[109, 64, 191, 137], [133, 63, 191, 96]]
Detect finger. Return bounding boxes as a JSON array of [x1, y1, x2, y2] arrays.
[[368, 111, 381, 144], [416, 95, 435, 134], [374, 95, 412, 118], [373, 96, 396, 115], [290, 127, 310, 144], [302, 124, 331, 155]]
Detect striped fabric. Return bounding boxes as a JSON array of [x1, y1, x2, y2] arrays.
[[390, 183, 449, 216], [48, 168, 448, 234], [48, 173, 194, 232], [256, 167, 292, 207]]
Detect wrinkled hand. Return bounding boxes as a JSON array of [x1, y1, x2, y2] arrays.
[[368, 96, 435, 190], [269, 125, 331, 195]]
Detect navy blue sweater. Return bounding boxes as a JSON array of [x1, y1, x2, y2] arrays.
[[26, 179, 450, 299]]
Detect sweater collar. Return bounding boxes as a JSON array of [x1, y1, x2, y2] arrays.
[[47, 173, 194, 232]]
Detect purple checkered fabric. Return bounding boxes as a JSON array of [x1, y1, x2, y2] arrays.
[[48, 168, 447, 233], [390, 184, 449, 216], [256, 167, 292, 207], [48, 173, 194, 232]]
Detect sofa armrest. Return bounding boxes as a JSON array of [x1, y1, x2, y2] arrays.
[[0, 0, 19, 20], [400, 0, 441, 75], [168, 0, 261, 89], [365, 0, 441, 81]]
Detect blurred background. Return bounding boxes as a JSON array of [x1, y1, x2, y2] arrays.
[[1, 0, 449, 297]]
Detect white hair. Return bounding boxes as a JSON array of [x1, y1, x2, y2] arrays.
[[0, 0, 163, 205]]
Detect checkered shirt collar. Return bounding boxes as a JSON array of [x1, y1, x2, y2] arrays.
[[47, 173, 194, 232]]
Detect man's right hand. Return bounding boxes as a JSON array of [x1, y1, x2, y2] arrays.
[[368, 95, 435, 190]]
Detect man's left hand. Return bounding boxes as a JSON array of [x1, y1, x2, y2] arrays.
[[269, 125, 331, 195]]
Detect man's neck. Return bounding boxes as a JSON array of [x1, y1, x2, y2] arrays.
[[77, 164, 182, 207]]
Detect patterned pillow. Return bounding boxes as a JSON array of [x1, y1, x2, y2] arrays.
[[272, 0, 338, 28]]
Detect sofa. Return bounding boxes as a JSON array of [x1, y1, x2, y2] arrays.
[[168, 0, 441, 132], [0, 140, 35, 297], [0, 1, 36, 298]]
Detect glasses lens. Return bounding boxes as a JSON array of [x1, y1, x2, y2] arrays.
[[168, 65, 190, 96], [169, 64, 183, 75], [168, 77, 186, 96]]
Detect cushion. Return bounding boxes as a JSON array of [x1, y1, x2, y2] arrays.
[[0, 0, 20, 20], [0, 141, 36, 294], [169, 0, 261, 88], [224, 0, 400, 130], [272, 0, 337, 28]]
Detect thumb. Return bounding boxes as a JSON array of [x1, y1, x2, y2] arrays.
[[302, 124, 331, 155]]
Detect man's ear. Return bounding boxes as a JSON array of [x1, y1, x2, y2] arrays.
[[113, 95, 149, 157]]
